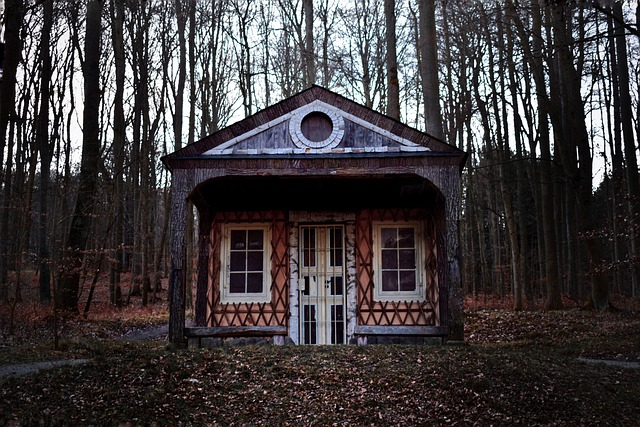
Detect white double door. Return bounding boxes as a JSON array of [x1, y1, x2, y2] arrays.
[[299, 225, 346, 345]]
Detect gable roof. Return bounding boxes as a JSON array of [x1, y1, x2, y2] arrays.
[[161, 85, 466, 170]]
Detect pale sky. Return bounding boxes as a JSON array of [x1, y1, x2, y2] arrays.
[[0, 0, 4, 43]]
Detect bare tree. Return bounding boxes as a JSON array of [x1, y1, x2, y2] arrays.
[[57, 0, 103, 311], [418, 0, 444, 140], [108, 0, 126, 306], [0, 0, 25, 301], [337, 0, 385, 109], [612, 3, 640, 300], [37, 0, 53, 305], [303, 0, 316, 86], [549, 2, 609, 310], [384, 0, 400, 119]]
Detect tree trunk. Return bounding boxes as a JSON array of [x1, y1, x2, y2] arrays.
[[530, 0, 563, 309], [550, 3, 608, 310], [612, 3, 640, 300], [492, 5, 523, 310], [174, 0, 187, 151], [418, 0, 444, 140], [303, 0, 315, 87], [187, 0, 196, 147], [37, 0, 53, 304], [57, 0, 103, 312], [0, 0, 24, 301], [109, 0, 125, 306], [384, 0, 399, 120]]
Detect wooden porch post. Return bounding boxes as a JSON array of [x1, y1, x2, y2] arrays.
[[169, 171, 188, 344], [418, 166, 464, 341], [445, 171, 464, 341], [195, 209, 212, 327]]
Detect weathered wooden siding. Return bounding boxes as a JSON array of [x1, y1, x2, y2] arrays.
[[218, 118, 417, 155]]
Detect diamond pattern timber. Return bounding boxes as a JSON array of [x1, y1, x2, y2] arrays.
[[205, 211, 289, 327], [356, 208, 439, 326]]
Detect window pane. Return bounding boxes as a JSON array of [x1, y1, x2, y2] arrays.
[[381, 249, 398, 269], [381, 228, 397, 248], [303, 276, 311, 296], [330, 228, 343, 267], [399, 249, 416, 269], [230, 252, 246, 272], [331, 277, 343, 295], [230, 230, 246, 250], [398, 228, 415, 248], [229, 273, 245, 293], [399, 271, 416, 292], [381, 271, 398, 291], [331, 304, 344, 345], [246, 251, 263, 271], [303, 305, 317, 345], [246, 273, 263, 293], [331, 247, 343, 267], [247, 230, 264, 249], [302, 228, 316, 267]]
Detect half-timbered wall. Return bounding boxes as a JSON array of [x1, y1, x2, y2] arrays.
[[356, 208, 440, 326], [205, 211, 289, 327]]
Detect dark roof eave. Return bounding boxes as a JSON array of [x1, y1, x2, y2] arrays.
[[167, 150, 463, 162]]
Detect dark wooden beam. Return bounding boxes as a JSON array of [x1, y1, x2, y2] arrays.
[[185, 326, 287, 338], [354, 325, 447, 336]]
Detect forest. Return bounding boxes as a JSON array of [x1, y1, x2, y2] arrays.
[[0, 0, 639, 316]]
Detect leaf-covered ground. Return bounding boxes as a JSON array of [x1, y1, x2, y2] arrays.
[[1, 292, 639, 426]]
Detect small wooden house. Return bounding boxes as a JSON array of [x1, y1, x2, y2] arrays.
[[161, 86, 466, 347]]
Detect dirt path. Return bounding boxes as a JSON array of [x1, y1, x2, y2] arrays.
[[116, 323, 168, 341], [0, 359, 91, 382], [0, 323, 169, 382], [578, 357, 640, 370]]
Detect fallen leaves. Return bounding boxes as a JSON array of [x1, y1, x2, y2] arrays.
[[1, 293, 639, 426], [1, 337, 639, 426]]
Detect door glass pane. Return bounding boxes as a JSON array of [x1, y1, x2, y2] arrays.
[[329, 227, 343, 267], [302, 227, 316, 267], [331, 305, 344, 344], [303, 275, 317, 296], [303, 305, 317, 345], [330, 277, 343, 296]]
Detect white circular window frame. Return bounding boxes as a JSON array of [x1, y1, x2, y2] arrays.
[[289, 106, 345, 150]]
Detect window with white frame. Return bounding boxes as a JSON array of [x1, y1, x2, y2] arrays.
[[373, 221, 425, 302], [220, 223, 271, 304]]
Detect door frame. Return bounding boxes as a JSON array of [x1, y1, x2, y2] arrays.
[[298, 224, 346, 344], [288, 212, 357, 345]]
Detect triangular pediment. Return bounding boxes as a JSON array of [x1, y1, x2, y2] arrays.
[[201, 99, 430, 156], [162, 86, 465, 168]]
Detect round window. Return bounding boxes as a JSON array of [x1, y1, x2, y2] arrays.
[[300, 111, 333, 142], [289, 107, 345, 150]]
